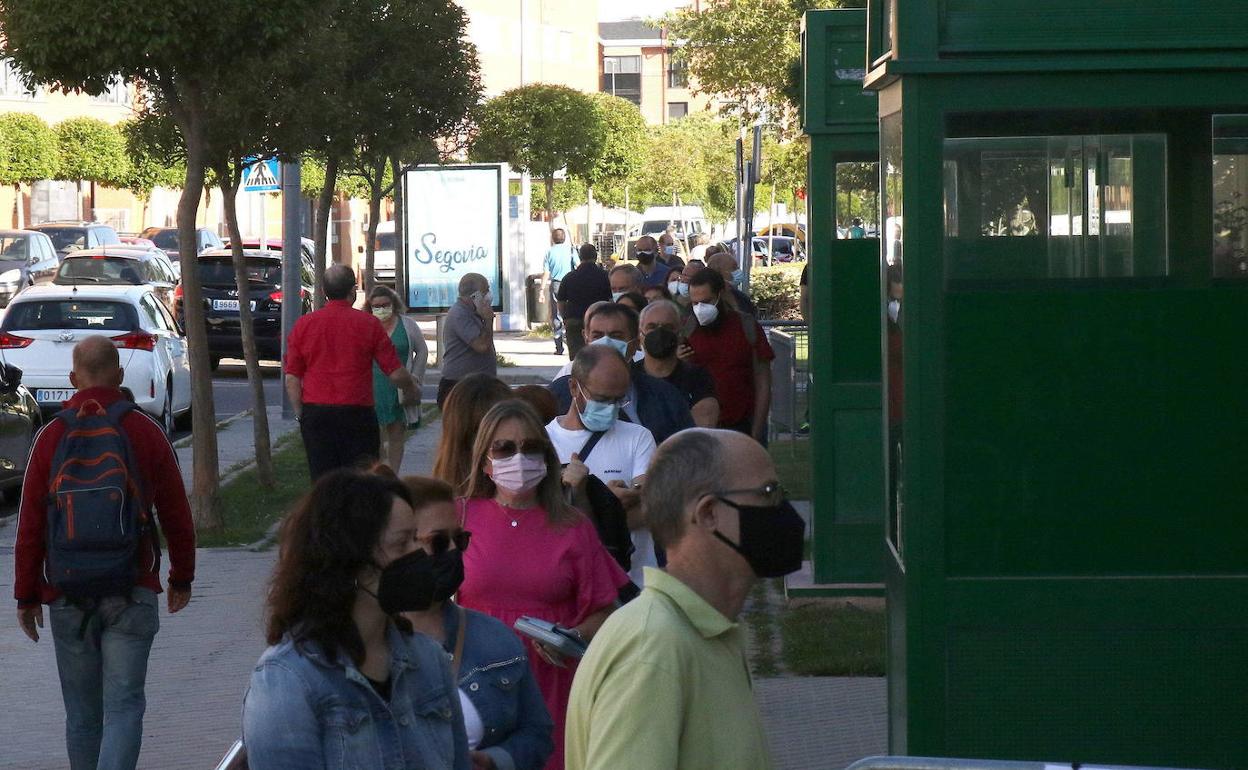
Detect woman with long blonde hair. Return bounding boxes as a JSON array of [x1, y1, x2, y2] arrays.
[[456, 399, 627, 770]]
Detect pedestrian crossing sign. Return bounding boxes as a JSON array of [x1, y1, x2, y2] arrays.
[[243, 158, 282, 192]]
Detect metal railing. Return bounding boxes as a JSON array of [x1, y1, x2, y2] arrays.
[[762, 321, 808, 443], [845, 757, 1208, 770]]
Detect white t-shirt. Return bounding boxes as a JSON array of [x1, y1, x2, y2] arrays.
[[458, 688, 485, 749], [545, 417, 657, 586]]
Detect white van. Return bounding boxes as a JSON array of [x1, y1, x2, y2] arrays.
[[373, 220, 396, 285], [627, 206, 710, 258]]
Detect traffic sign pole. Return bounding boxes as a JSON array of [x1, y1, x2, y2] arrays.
[[280, 160, 302, 420]]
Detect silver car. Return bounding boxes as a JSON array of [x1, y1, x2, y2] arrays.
[[0, 229, 60, 307]]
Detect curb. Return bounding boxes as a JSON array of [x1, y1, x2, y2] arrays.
[[172, 408, 255, 449]]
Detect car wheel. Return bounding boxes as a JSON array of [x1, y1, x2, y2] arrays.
[[161, 386, 175, 437], [174, 401, 193, 432]]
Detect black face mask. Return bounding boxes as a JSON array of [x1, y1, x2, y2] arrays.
[[643, 327, 679, 359], [712, 498, 805, 578], [369, 548, 465, 614], [636, 250, 656, 265]]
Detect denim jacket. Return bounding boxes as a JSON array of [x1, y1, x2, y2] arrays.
[[243, 622, 469, 770], [443, 602, 554, 770]]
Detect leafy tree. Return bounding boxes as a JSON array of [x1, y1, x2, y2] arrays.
[[471, 84, 605, 229], [633, 113, 736, 222], [578, 94, 646, 236], [0, 0, 328, 530], [0, 113, 58, 228], [119, 117, 184, 224], [55, 117, 128, 187]]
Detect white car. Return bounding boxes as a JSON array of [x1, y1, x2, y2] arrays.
[[0, 284, 192, 434]]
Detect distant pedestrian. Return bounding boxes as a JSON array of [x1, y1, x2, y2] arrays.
[[243, 469, 469, 769], [14, 335, 196, 770], [565, 429, 805, 770], [286, 264, 419, 480], [682, 268, 774, 443], [431, 374, 513, 491], [848, 217, 867, 239], [607, 263, 642, 301], [543, 228, 578, 356], [632, 235, 671, 288], [556, 243, 611, 360], [368, 284, 429, 472], [657, 230, 686, 272], [437, 272, 497, 409], [706, 251, 758, 316]]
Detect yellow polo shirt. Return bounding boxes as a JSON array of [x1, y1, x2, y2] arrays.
[[565, 567, 773, 770]]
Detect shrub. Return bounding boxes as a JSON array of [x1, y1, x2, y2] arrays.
[[749, 269, 801, 320]]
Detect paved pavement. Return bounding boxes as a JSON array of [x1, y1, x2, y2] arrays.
[[0, 331, 888, 770]]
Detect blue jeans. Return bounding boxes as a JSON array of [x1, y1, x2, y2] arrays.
[[549, 280, 564, 347], [49, 588, 160, 770]]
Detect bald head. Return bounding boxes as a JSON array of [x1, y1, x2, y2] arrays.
[[70, 336, 123, 390], [323, 264, 356, 300]]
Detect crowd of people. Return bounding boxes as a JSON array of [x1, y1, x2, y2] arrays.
[[13, 247, 798, 770]]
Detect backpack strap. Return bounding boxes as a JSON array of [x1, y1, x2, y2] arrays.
[[578, 431, 607, 463], [101, 399, 151, 514]]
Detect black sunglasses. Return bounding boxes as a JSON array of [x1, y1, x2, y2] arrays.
[[424, 529, 471, 555], [489, 438, 547, 459]]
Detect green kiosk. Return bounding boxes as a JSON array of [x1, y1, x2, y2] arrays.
[[791, 9, 886, 597], [845, 0, 1246, 766]]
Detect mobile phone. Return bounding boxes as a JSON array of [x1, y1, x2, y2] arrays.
[[514, 616, 588, 659]]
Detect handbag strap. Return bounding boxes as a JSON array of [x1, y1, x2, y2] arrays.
[[451, 605, 468, 681], [579, 430, 607, 463]]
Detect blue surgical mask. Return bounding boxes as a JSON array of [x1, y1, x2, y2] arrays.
[[664, 245, 677, 256], [575, 384, 618, 432], [591, 335, 629, 358], [731, 269, 745, 285], [612, 291, 626, 302]]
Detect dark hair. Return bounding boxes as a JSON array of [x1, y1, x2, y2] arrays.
[[643, 284, 673, 302], [432, 374, 513, 492], [323, 264, 356, 300], [367, 284, 405, 313], [514, 384, 560, 423], [578, 242, 598, 262], [586, 301, 639, 339], [688, 266, 725, 294], [265, 469, 414, 665], [617, 291, 646, 313]]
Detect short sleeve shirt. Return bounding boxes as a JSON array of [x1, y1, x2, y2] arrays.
[[545, 417, 655, 485], [687, 309, 775, 427], [441, 299, 496, 381], [544, 243, 578, 281], [637, 262, 672, 288], [632, 359, 715, 410], [285, 300, 401, 406]]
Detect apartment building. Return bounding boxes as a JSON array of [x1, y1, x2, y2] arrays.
[[457, 0, 601, 95], [599, 19, 715, 125]]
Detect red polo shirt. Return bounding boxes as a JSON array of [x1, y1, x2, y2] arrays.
[[285, 299, 402, 406], [687, 308, 775, 426]]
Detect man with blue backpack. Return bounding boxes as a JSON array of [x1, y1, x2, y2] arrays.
[[13, 334, 196, 770]]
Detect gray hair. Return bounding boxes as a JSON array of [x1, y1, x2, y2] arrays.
[[609, 263, 642, 284], [643, 429, 726, 548], [570, 343, 625, 385], [323, 264, 356, 300], [639, 299, 681, 326], [458, 272, 487, 297]]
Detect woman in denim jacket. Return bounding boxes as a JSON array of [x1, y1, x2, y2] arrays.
[[403, 476, 554, 770], [243, 470, 469, 770]]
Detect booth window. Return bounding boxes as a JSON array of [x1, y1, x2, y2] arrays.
[[943, 133, 1168, 283], [881, 112, 904, 562], [1213, 115, 1248, 278], [835, 162, 879, 237]]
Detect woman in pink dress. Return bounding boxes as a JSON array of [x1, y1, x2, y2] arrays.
[[457, 400, 628, 770]]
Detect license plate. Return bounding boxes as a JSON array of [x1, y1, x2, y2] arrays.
[[36, 388, 75, 403], [211, 299, 256, 312]]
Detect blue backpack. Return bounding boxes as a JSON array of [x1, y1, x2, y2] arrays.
[[45, 399, 148, 600]]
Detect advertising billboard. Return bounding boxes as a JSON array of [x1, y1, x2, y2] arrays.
[[402, 164, 505, 313]]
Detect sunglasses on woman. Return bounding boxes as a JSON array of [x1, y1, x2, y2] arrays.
[[421, 529, 472, 555], [488, 438, 547, 459]]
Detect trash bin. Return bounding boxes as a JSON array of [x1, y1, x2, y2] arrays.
[[525, 274, 543, 326]]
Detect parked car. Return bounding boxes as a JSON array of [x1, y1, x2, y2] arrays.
[[0, 284, 192, 434], [223, 236, 316, 272], [373, 220, 396, 285], [175, 248, 313, 369], [52, 246, 180, 312], [29, 221, 122, 257], [139, 226, 224, 255], [0, 229, 60, 307], [0, 361, 43, 503]]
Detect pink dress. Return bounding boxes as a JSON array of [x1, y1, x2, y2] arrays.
[[458, 498, 628, 770]]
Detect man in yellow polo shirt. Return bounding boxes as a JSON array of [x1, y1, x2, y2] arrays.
[[565, 428, 807, 770]]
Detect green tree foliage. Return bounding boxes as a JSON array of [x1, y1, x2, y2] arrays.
[[471, 84, 605, 227], [632, 113, 736, 221], [583, 93, 647, 189], [119, 117, 184, 200], [0, 113, 58, 227], [55, 117, 128, 187]]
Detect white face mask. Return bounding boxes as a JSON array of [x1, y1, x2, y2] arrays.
[[692, 301, 719, 326], [489, 453, 548, 494], [667, 280, 681, 296], [611, 291, 626, 302], [372, 306, 393, 321]]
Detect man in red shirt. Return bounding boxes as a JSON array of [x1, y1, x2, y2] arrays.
[[285, 264, 418, 479], [682, 267, 774, 443], [14, 334, 196, 770]]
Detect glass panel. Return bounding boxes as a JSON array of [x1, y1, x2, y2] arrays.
[[835, 162, 879, 238], [1213, 115, 1248, 278], [880, 112, 903, 561], [943, 133, 1168, 282]]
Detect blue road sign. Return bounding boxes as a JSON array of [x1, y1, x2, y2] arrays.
[[243, 158, 282, 192]]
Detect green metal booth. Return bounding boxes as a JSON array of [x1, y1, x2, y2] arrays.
[[792, 9, 885, 597], [853, 0, 1248, 766]]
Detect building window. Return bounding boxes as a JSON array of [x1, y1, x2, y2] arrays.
[[667, 102, 688, 121], [91, 76, 131, 106], [667, 54, 689, 88], [0, 58, 40, 100], [602, 56, 642, 106]]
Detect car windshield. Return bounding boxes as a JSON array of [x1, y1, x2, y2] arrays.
[[38, 228, 88, 253], [0, 235, 30, 260], [376, 233, 396, 251], [199, 256, 282, 287], [56, 257, 147, 285], [144, 229, 179, 250], [4, 300, 136, 331]]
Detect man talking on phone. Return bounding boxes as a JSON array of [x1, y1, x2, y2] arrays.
[[436, 272, 497, 409]]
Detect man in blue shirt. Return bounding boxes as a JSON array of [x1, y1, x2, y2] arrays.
[[543, 228, 578, 356], [633, 235, 672, 288]]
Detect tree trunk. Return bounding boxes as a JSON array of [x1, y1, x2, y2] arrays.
[[587, 186, 594, 248], [390, 156, 406, 302], [174, 107, 222, 532], [544, 177, 555, 232], [312, 153, 339, 309], [141, 195, 150, 229], [218, 167, 274, 487], [364, 174, 382, 296], [13, 183, 22, 229]]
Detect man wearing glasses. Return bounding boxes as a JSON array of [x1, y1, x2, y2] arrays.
[[545, 345, 657, 587], [565, 428, 805, 770]]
